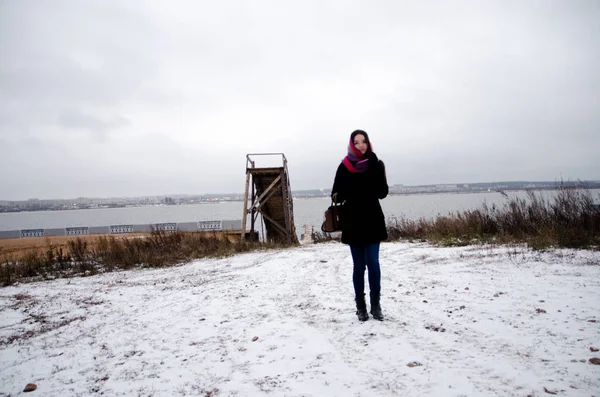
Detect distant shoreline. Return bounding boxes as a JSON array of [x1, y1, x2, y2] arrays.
[[2, 187, 599, 214]]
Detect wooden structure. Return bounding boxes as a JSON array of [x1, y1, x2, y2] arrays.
[[241, 153, 298, 245]]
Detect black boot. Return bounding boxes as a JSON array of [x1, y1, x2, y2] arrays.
[[355, 294, 369, 322], [370, 292, 384, 321]]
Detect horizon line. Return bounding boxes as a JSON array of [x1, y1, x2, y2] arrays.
[[2, 179, 599, 202]]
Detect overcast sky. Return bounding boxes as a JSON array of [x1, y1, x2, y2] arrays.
[[1, 0, 599, 200]]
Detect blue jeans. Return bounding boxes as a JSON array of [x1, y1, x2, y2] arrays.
[[349, 243, 381, 298]]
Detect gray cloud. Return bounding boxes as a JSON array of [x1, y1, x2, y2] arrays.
[[58, 110, 129, 142], [0, 0, 598, 200]]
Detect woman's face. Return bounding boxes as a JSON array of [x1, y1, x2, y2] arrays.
[[353, 134, 368, 155]]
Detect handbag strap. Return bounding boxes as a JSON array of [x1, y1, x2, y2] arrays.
[[331, 193, 342, 206]]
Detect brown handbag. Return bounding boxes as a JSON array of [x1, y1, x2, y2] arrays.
[[321, 196, 344, 233]]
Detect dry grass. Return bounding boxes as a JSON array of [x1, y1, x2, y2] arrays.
[[386, 183, 600, 249], [0, 230, 284, 286], [311, 230, 341, 243], [0, 233, 148, 256]]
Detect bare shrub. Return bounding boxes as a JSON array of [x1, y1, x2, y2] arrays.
[[1, 232, 280, 286], [386, 182, 599, 249], [67, 238, 88, 262]]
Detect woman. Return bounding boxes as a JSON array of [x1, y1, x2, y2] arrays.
[[331, 130, 388, 321]]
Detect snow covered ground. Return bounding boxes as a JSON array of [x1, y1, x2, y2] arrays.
[[1, 241, 599, 397]]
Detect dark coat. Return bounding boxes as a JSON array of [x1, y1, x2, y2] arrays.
[[331, 155, 388, 245]]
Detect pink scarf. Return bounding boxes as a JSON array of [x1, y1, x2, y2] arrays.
[[342, 137, 372, 173]]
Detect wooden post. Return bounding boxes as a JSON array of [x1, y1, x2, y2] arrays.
[[241, 168, 251, 241], [280, 168, 291, 245], [250, 176, 255, 241]]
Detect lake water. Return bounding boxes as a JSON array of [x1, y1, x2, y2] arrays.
[[2, 189, 599, 236]]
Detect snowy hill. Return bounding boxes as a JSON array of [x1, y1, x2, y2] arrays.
[[1, 242, 599, 396]]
